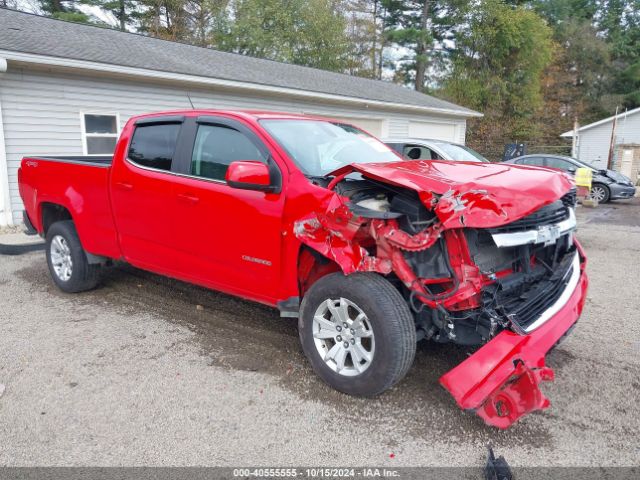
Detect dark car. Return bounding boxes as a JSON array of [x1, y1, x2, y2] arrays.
[[504, 154, 636, 203]]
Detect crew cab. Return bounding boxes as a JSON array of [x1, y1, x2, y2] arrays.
[[18, 111, 588, 428]]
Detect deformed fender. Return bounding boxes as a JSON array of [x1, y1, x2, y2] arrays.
[[292, 192, 447, 279], [291, 178, 514, 308], [439, 259, 588, 428], [293, 194, 393, 275]]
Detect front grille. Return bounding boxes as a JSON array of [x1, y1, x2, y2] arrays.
[[494, 252, 575, 332], [489, 198, 569, 234]]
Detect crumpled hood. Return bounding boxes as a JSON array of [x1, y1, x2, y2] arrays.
[[332, 160, 574, 228]]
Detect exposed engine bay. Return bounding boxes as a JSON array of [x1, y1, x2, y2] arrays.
[[297, 171, 579, 347]]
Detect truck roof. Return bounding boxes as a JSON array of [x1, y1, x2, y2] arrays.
[[130, 110, 335, 123]]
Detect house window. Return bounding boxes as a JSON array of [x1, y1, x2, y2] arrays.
[[81, 113, 119, 155]]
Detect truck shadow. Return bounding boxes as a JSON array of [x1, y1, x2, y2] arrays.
[[17, 258, 553, 448]]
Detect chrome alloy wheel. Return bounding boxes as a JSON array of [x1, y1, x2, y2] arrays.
[[50, 235, 73, 281], [312, 298, 375, 376], [590, 185, 607, 202]]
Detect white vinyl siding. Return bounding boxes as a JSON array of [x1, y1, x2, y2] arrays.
[[408, 120, 458, 142], [576, 111, 640, 168], [0, 66, 468, 225]]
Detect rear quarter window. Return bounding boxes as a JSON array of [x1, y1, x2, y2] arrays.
[[128, 123, 182, 171]]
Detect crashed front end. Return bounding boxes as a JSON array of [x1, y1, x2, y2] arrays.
[[294, 161, 588, 428]]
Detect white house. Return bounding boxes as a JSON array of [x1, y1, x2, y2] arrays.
[[560, 106, 640, 168], [0, 9, 480, 226]]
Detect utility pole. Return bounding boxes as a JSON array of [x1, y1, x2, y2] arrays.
[[607, 106, 619, 170]]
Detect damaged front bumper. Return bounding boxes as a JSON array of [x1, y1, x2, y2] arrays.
[[439, 252, 588, 428]]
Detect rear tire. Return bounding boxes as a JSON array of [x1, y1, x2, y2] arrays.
[[299, 272, 416, 397], [46, 220, 100, 293]]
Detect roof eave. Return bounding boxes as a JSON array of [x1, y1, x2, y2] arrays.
[[560, 106, 640, 136], [0, 50, 483, 118]]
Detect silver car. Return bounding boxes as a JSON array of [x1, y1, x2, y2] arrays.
[[383, 138, 490, 163]]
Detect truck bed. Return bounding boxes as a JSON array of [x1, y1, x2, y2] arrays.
[[19, 155, 121, 259]]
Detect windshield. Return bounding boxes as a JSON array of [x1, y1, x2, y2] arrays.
[[431, 142, 489, 162], [260, 119, 400, 176], [570, 157, 598, 171]]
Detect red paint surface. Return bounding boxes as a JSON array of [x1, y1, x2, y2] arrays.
[[331, 160, 574, 228], [226, 160, 271, 186]]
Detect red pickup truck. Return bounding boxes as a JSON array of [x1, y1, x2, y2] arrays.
[[19, 110, 588, 428]]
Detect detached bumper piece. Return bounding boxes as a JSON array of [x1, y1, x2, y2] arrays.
[[440, 260, 588, 429]]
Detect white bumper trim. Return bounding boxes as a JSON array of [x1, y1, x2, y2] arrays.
[[524, 252, 581, 332]]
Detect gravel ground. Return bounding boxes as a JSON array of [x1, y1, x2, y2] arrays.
[[0, 199, 639, 467]]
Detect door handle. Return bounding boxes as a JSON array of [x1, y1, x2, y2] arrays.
[[115, 182, 133, 191], [177, 193, 200, 204]]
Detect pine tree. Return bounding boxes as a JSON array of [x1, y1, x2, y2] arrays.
[[381, 0, 467, 91], [39, 0, 95, 23], [83, 0, 140, 31]]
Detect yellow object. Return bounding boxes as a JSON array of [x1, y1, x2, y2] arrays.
[[575, 167, 593, 188]]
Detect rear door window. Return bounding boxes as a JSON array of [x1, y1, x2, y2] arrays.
[[128, 123, 182, 171]]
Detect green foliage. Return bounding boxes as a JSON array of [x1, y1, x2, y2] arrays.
[[83, 0, 140, 30], [598, 0, 640, 109], [137, 0, 189, 40], [213, 0, 352, 71], [381, 0, 468, 90], [531, 0, 597, 25], [39, 0, 95, 23], [615, 62, 640, 109], [443, 0, 553, 141]]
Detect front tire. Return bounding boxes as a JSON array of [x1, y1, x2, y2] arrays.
[[299, 272, 416, 397], [590, 183, 610, 203], [46, 220, 100, 293]]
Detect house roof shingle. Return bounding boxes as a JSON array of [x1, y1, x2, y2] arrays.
[[0, 8, 479, 117]]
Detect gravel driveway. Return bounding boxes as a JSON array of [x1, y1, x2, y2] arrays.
[[0, 200, 639, 467]]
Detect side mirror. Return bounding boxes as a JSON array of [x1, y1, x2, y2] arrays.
[[226, 160, 279, 193], [567, 167, 576, 174]]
